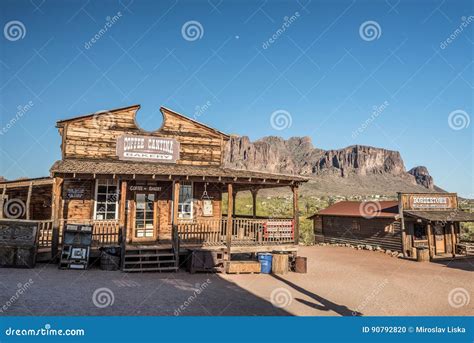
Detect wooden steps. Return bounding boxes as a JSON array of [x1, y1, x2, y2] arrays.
[[122, 246, 178, 273]]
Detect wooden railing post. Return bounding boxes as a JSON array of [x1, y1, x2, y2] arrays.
[[291, 184, 299, 245], [226, 183, 233, 259]]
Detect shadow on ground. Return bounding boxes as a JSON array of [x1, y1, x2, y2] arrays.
[[271, 274, 362, 316]]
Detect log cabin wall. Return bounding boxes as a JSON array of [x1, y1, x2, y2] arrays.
[[58, 106, 228, 166], [317, 215, 403, 251]]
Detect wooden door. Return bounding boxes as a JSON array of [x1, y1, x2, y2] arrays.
[[132, 193, 158, 242], [434, 224, 445, 254]]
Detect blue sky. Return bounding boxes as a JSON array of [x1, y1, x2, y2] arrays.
[[0, 0, 472, 197]]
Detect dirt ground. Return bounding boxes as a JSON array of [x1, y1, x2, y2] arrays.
[[0, 246, 472, 316]]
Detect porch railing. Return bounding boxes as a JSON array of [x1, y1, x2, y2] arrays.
[[38, 220, 54, 248], [176, 217, 294, 247], [59, 219, 120, 246]]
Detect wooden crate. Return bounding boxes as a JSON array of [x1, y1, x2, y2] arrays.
[[0, 220, 39, 268], [226, 261, 260, 274]]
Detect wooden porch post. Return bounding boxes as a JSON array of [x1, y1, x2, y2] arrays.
[[232, 191, 237, 218], [119, 180, 127, 244], [426, 222, 434, 259], [450, 223, 456, 257], [226, 183, 233, 259], [51, 177, 64, 259], [0, 185, 6, 219], [251, 188, 258, 218], [173, 180, 180, 224], [25, 182, 33, 220], [291, 184, 299, 245]]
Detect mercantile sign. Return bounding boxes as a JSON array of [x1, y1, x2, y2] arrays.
[[116, 135, 180, 163]]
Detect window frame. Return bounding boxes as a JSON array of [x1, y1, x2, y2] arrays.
[[177, 181, 194, 220], [93, 179, 119, 221]]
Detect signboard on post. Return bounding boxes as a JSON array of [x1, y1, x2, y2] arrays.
[[116, 135, 180, 163]]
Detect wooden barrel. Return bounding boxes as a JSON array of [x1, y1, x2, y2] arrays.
[[416, 247, 430, 262], [272, 253, 289, 275], [295, 256, 307, 273]]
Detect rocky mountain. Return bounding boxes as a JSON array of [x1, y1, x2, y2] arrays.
[[223, 136, 437, 196], [408, 166, 434, 189]]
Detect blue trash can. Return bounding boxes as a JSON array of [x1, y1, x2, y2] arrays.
[[258, 253, 272, 274]]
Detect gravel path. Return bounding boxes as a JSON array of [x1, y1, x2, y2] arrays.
[[0, 246, 472, 316]]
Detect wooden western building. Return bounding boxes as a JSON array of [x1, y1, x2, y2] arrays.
[[310, 193, 474, 260], [1, 105, 307, 272]]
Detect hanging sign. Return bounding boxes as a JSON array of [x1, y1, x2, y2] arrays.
[[129, 185, 162, 192], [116, 135, 180, 163], [66, 188, 85, 199], [202, 200, 213, 216]]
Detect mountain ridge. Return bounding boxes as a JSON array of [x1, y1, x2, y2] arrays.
[[223, 135, 438, 196]]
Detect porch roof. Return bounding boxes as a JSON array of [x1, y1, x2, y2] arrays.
[[404, 210, 474, 222], [50, 159, 308, 184]]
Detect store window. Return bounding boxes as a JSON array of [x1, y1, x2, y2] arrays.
[[414, 224, 427, 240], [94, 180, 119, 220], [178, 181, 193, 219]]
